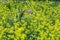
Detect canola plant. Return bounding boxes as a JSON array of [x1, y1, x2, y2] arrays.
[[0, 0, 60, 40]]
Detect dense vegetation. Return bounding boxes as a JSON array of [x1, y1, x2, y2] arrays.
[[0, 0, 60, 40]]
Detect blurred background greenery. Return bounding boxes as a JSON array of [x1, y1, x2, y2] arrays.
[[0, 0, 60, 40]]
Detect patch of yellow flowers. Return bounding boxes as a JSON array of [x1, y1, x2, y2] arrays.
[[0, 1, 60, 40]]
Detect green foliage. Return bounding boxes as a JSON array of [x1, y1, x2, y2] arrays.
[[0, 1, 60, 40]]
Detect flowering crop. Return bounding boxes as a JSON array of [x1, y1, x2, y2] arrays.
[[0, 1, 60, 40]]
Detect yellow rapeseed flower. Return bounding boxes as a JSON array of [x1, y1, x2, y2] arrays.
[[15, 27, 24, 38], [20, 34, 26, 40]]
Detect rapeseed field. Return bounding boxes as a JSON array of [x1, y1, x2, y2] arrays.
[[0, 0, 60, 40]]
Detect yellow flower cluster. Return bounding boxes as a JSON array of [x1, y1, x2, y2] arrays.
[[0, 1, 60, 40]]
